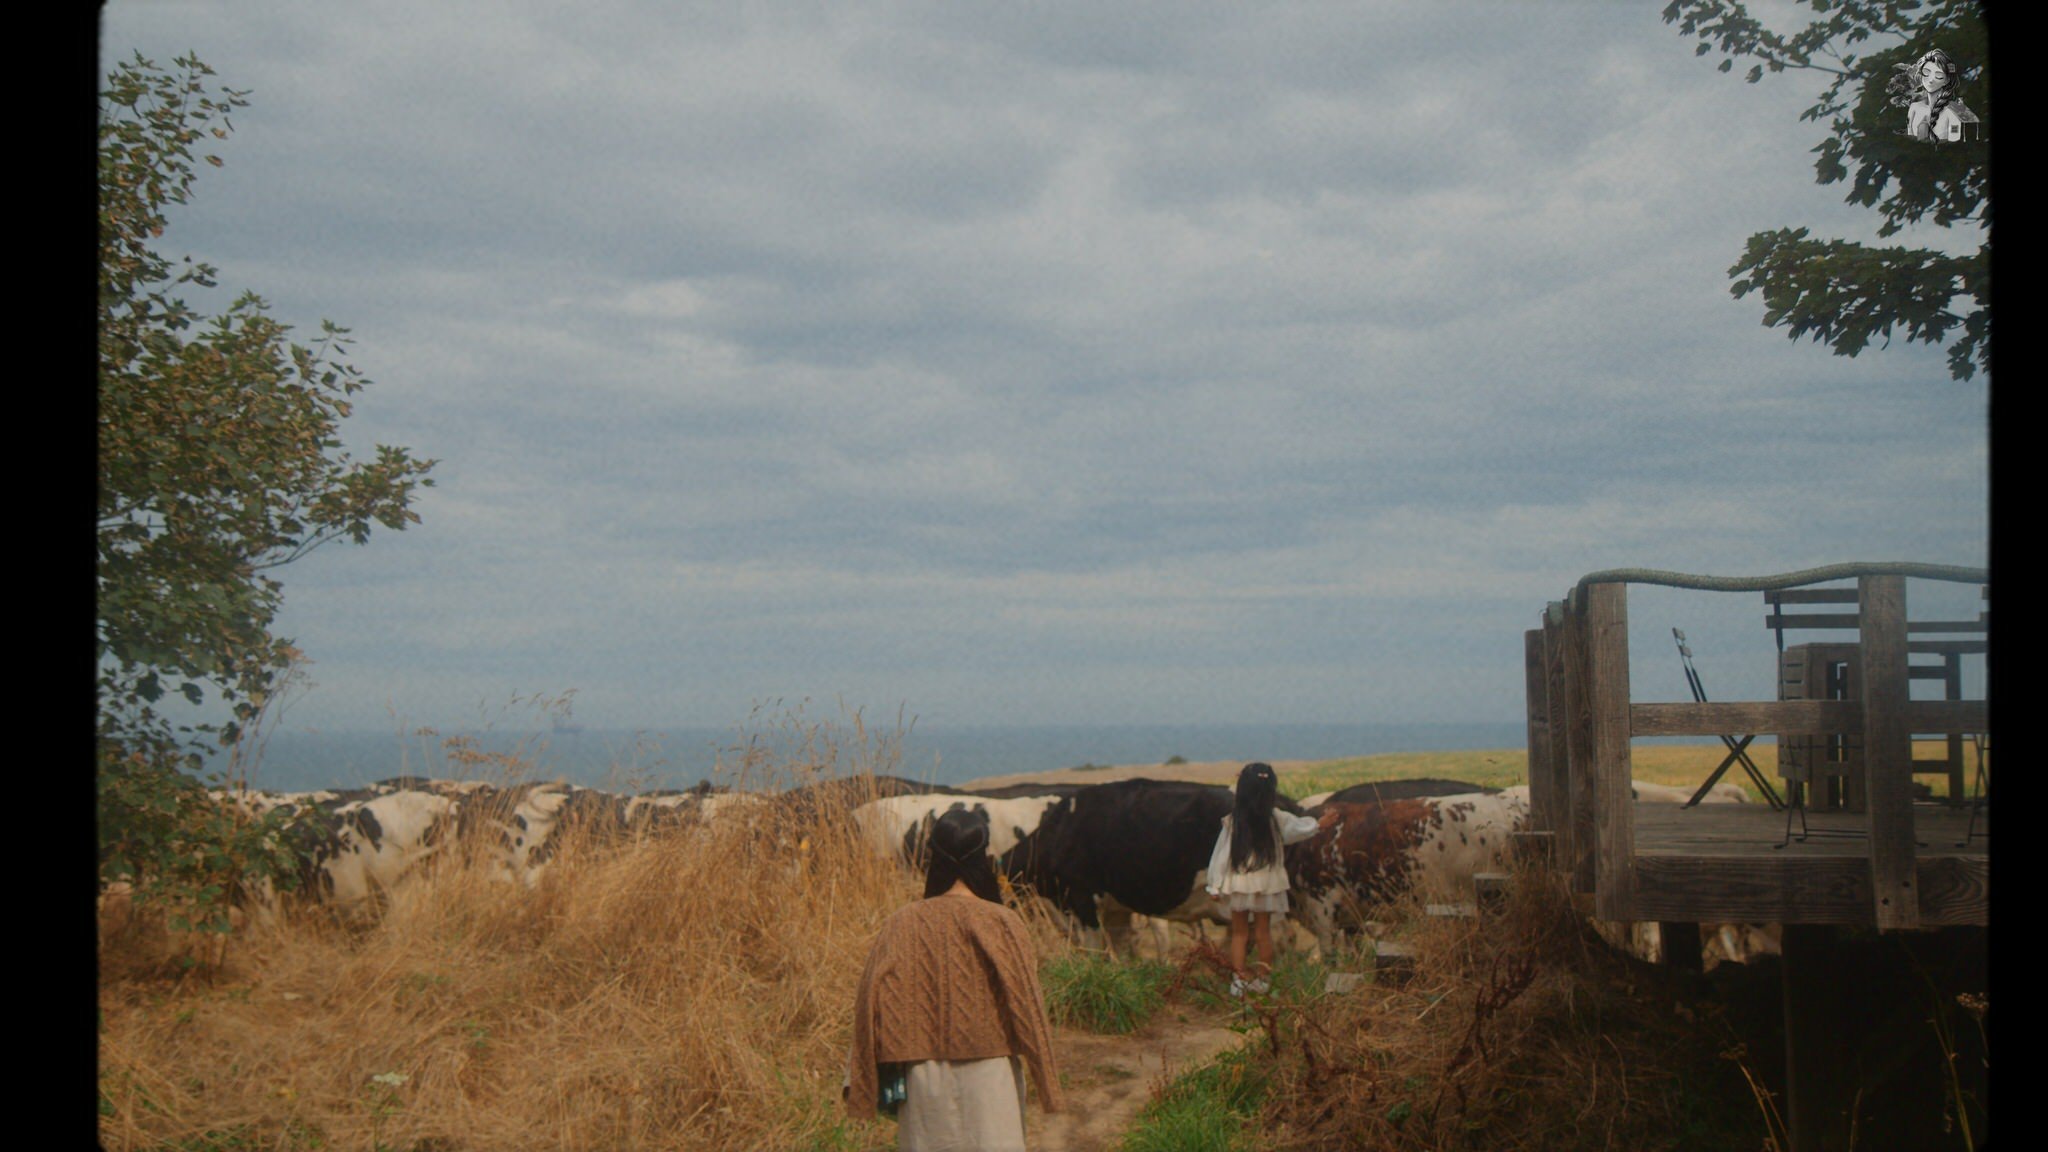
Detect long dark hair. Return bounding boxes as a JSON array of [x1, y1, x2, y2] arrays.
[[1228, 762, 1280, 873], [924, 809, 1003, 902]]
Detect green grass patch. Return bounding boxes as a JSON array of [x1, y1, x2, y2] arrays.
[[1118, 1043, 1270, 1152], [1041, 953, 1172, 1034]]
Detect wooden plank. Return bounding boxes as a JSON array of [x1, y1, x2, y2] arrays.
[[1945, 654, 1965, 803], [1561, 598, 1598, 895], [1632, 700, 1859, 736], [1908, 639, 1988, 655], [1771, 614, 1989, 633], [1765, 589, 1860, 604], [1629, 700, 1987, 737], [1542, 609, 1573, 856], [1523, 628, 1554, 838], [1762, 612, 1862, 630], [1631, 856, 1987, 926], [1905, 700, 1988, 734], [1587, 582, 1635, 922], [1860, 575, 1918, 931]]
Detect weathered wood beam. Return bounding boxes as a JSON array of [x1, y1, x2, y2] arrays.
[[1542, 606, 1573, 859], [1587, 582, 1635, 922], [1861, 575, 1918, 931], [1628, 699, 1986, 737], [1560, 600, 1597, 895], [1524, 628, 1555, 837], [1631, 855, 1987, 926]]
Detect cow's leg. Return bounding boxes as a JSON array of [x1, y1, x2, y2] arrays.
[[1148, 915, 1174, 959], [1098, 901, 1137, 959]]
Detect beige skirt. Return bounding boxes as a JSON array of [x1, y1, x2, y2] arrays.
[[898, 1055, 1026, 1152]]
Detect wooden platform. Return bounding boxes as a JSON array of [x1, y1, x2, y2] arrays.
[[1627, 800, 1987, 926]]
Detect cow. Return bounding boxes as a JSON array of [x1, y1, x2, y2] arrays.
[[1287, 790, 1530, 955], [998, 779, 1238, 954], [307, 788, 465, 906], [853, 793, 1062, 869], [775, 774, 961, 825], [1314, 778, 1501, 807], [962, 782, 1087, 801]]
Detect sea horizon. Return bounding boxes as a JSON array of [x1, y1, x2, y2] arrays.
[[204, 720, 1560, 794]]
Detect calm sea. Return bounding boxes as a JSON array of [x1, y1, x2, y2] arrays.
[[204, 721, 1531, 794]]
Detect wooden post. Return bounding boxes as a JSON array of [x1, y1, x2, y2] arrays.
[[1475, 872, 1511, 915], [1944, 653, 1965, 803], [1373, 941, 1415, 986], [1560, 599, 1598, 895], [1657, 921, 1702, 973], [1542, 606, 1573, 851], [1524, 628, 1555, 835], [1587, 582, 1636, 922], [1782, 924, 1853, 1152], [1860, 576, 1919, 931]]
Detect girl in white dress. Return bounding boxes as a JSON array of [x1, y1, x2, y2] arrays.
[[1205, 762, 1339, 996]]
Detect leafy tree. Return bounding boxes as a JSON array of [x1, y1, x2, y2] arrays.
[[97, 53, 436, 922], [1663, 0, 1988, 381]]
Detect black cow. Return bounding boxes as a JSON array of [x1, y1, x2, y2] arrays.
[[998, 778, 1237, 952], [961, 782, 1087, 800]]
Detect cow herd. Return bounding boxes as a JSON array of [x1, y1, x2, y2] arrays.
[[119, 771, 1776, 970]]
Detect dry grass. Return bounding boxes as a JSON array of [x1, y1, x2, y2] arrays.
[[1248, 868, 1773, 1151], [98, 757, 930, 1151]]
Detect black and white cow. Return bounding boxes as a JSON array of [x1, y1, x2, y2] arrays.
[[853, 793, 1063, 871], [998, 778, 1240, 953]]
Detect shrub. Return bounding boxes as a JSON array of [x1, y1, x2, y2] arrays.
[[1119, 1044, 1268, 1152], [1041, 953, 1172, 1034]]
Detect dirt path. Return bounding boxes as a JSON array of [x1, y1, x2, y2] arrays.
[[1026, 1008, 1248, 1152]]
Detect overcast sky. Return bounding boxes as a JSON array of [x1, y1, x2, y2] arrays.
[[99, 2, 1990, 737]]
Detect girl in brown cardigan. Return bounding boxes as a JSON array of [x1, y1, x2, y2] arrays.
[[846, 809, 1064, 1150]]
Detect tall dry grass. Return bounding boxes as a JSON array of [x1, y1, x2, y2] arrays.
[[1242, 865, 1778, 1151], [98, 762, 932, 1151]]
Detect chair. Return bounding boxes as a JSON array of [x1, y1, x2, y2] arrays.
[[1957, 731, 1988, 847], [1765, 584, 1988, 807], [1774, 643, 1873, 847], [1671, 629, 1783, 809]]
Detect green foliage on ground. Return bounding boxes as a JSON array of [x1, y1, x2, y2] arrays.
[[1041, 953, 1173, 1035], [97, 52, 435, 922], [1117, 1043, 1269, 1152]]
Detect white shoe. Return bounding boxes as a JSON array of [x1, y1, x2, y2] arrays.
[[1248, 977, 1270, 995], [1228, 976, 1247, 999]]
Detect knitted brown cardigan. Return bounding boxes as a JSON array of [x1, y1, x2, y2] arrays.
[[845, 893, 1064, 1120]]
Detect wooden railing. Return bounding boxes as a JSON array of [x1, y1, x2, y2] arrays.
[[1522, 572, 1988, 931]]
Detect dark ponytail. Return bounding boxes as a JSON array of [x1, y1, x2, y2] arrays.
[[1228, 762, 1280, 873], [924, 808, 1003, 902]]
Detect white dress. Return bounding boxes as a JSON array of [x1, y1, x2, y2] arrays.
[[899, 1056, 1026, 1152], [1205, 810, 1321, 913]]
